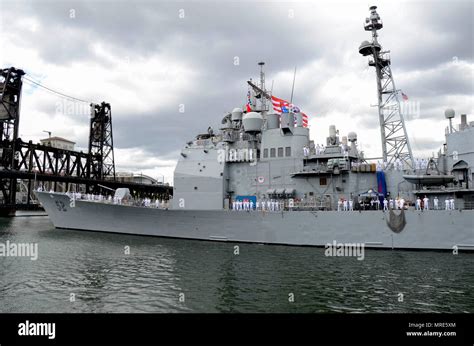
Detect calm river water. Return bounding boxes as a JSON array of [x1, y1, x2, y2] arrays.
[[0, 215, 473, 313]]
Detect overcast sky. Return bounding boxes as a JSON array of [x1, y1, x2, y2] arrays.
[[1, 0, 472, 182]]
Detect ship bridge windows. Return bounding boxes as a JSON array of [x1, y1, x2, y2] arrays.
[[264, 147, 291, 159]]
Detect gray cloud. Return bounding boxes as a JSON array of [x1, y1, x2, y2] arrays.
[[1, 0, 472, 176]]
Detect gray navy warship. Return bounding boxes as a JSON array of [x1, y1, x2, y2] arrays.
[[36, 6, 473, 251]]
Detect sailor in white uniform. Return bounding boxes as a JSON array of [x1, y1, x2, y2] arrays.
[[433, 196, 439, 210], [422, 159, 428, 169], [450, 198, 455, 210], [383, 198, 388, 211], [303, 146, 309, 157], [349, 199, 354, 211], [376, 161, 382, 171], [415, 158, 421, 171], [416, 197, 422, 210], [395, 158, 402, 171], [445, 198, 450, 210], [423, 196, 429, 210], [343, 199, 348, 211]]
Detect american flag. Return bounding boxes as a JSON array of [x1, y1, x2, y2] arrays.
[[271, 95, 309, 127], [401, 92, 408, 101], [271, 95, 288, 113], [301, 112, 308, 127]]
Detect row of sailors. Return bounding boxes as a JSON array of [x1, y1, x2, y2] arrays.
[[115, 197, 166, 208], [338, 198, 388, 211], [64, 191, 166, 208], [337, 199, 354, 211], [67, 192, 118, 204], [414, 196, 456, 210], [232, 200, 282, 211], [141, 197, 165, 208], [303, 144, 328, 157], [337, 196, 457, 211], [376, 159, 405, 171], [314, 144, 327, 155], [414, 158, 430, 171], [376, 158, 431, 171], [383, 197, 455, 210]]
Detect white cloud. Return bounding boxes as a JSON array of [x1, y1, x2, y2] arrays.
[[114, 148, 178, 184]]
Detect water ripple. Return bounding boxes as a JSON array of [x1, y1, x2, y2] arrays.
[[0, 217, 473, 313]]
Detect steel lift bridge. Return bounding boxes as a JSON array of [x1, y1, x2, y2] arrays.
[[0, 67, 172, 215]]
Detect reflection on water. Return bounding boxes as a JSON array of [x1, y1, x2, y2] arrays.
[[0, 216, 473, 313]]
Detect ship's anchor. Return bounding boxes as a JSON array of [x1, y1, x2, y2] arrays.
[[386, 209, 406, 233]]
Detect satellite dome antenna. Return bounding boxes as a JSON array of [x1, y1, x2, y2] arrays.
[[359, 5, 414, 169], [445, 108, 455, 133]]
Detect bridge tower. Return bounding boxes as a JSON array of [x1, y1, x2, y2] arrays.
[[0, 67, 25, 208], [88, 102, 116, 182]]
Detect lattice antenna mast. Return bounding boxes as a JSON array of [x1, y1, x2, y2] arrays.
[[359, 6, 414, 168]]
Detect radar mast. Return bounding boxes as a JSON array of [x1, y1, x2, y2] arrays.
[[359, 5, 414, 168]]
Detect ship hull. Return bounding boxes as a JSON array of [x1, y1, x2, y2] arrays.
[[35, 192, 474, 251]]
